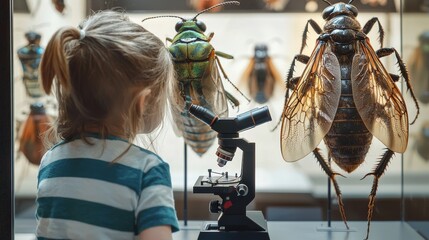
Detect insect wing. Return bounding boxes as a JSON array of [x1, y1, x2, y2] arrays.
[[351, 40, 409, 153], [169, 85, 186, 137], [265, 56, 284, 98], [281, 42, 341, 162], [200, 52, 229, 117], [168, 51, 228, 138], [266, 57, 284, 86], [239, 58, 255, 89]]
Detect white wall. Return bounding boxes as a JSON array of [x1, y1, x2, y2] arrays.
[[13, 2, 429, 198]]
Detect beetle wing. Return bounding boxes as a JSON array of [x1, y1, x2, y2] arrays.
[[281, 42, 341, 162], [169, 51, 229, 137], [265, 57, 283, 100], [239, 58, 255, 89], [351, 40, 409, 153], [169, 87, 186, 137]]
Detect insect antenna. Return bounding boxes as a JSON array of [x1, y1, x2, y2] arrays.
[[322, 0, 332, 5], [348, 0, 355, 3], [192, 1, 240, 20], [142, 15, 185, 23]]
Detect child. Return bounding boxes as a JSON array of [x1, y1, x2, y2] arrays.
[[36, 10, 179, 240]]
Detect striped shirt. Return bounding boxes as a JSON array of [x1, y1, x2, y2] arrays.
[[36, 134, 179, 239]]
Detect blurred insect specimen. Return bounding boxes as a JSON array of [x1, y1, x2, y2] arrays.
[[17, 31, 44, 98], [188, 0, 225, 12], [422, 0, 429, 12], [305, 0, 320, 12], [52, 0, 65, 14], [143, 1, 247, 155], [360, 0, 387, 7], [280, 1, 419, 239], [240, 43, 283, 104], [264, 0, 289, 11], [408, 31, 429, 104], [104, 0, 118, 9], [19, 103, 52, 165], [410, 121, 429, 162]]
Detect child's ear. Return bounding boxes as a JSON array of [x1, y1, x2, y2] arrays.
[[137, 89, 152, 115]]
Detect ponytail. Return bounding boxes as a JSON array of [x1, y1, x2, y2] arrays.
[[40, 27, 80, 94]]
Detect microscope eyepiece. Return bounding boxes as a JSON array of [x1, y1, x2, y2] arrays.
[[188, 104, 217, 127], [189, 104, 272, 167], [189, 104, 271, 134], [235, 106, 271, 132]]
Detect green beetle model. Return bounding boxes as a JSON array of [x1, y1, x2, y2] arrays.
[[143, 1, 247, 155]]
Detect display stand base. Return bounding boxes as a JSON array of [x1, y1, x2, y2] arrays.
[[197, 218, 270, 240], [317, 224, 356, 232]]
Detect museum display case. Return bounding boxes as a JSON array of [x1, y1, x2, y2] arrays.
[[5, 0, 428, 239]]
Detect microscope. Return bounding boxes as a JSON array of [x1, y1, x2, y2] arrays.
[[189, 104, 271, 240]]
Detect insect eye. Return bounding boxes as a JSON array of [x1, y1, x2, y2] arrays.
[[322, 6, 334, 19], [346, 5, 358, 17], [175, 21, 184, 32], [195, 20, 206, 32]]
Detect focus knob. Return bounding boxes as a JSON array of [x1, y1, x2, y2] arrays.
[[209, 200, 221, 213], [237, 184, 248, 196]]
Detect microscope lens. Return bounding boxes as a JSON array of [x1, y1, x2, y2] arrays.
[[216, 147, 235, 167]]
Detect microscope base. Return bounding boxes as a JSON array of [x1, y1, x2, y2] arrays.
[[197, 211, 270, 240]]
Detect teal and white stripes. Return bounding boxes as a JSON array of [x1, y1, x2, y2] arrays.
[[36, 135, 179, 239]]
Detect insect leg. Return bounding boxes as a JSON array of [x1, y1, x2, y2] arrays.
[[165, 37, 174, 46], [388, 74, 400, 82], [286, 77, 300, 90], [190, 79, 211, 109], [362, 17, 385, 48], [272, 54, 308, 131], [207, 32, 214, 42], [215, 56, 250, 102], [300, 20, 322, 54], [225, 90, 240, 108], [271, 76, 300, 131], [287, 54, 310, 82], [376, 48, 420, 124], [180, 80, 193, 116], [285, 54, 309, 103], [313, 148, 349, 229], [361, 149, 394, 240], [215, 51, 233, 59]]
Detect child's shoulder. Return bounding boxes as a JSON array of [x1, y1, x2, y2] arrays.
[[42, 135, 167, 173], [97, 136, 168, 173], [127, 141, 166, 167]]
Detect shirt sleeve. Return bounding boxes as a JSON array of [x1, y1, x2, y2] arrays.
[[135, 161, 179, 234]]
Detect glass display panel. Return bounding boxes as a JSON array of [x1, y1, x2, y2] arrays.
[[403, 0, 429, 238], [10, 0, 428, 239]]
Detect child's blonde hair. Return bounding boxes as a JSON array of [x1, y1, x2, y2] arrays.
[[40, 10, 174, 146]]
